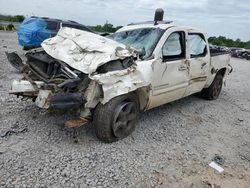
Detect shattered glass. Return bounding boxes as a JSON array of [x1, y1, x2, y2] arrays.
[[108, 28, 164, 59]]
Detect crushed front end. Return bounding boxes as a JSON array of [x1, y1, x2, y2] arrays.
[[6, 28, 149, 127], [7, 48, 101, 121]]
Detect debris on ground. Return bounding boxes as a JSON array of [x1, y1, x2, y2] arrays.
[[209, 161, 224, 173], [212, 155, 225, 166], [238, 118, 244, 122], [0, 148, 6, 155], [0, 128, 28, 138], [65, 118, 89, 128], [239, 154, 250, 163]]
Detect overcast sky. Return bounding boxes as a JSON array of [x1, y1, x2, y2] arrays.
[[0, 0, 249, 41]]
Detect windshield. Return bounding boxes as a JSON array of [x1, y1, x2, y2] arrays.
[[108, 28, 164, 59]]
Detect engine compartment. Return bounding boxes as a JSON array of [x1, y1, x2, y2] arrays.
[[23, 49, 91, 94]]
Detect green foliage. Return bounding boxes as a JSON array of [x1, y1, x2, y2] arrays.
[[0, 24, 16, 30], [208, 36, 250, 50], [6, 24, 15, 30], [90, 23, 123, 33], [0, 14, 25, 22]]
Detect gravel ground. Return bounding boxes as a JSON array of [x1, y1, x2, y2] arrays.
[[0, 31, 249, 188]]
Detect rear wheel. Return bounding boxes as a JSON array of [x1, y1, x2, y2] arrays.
[[94, 93, 139, 142], [201, 73, 223, 100]]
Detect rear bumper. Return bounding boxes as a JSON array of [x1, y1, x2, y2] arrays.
[[10, 80, 84, 110]]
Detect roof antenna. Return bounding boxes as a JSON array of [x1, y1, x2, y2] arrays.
[[154, 8, 164, 25]]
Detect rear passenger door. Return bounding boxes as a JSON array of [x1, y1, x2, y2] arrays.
[[185, 33, 210, 96]]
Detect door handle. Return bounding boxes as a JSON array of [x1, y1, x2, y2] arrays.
[[179, 65, 187, 71], [201, 63, 207, 69]]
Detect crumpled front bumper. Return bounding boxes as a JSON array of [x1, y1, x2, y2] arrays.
[[10, 80, 84, 110], [9, 80, 44, 97]]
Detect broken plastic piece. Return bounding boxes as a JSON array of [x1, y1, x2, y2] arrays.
[[209, 161, 224, 173], [10, 80, 44, 94], [65, 117, 89, 128], [5, 52, 25, 72], [35, 90, 52, 109], [0, 128, 28, 138], [212, 155, 225, 166]]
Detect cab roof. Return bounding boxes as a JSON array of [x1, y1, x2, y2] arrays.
[[116, 21, 204, 34]]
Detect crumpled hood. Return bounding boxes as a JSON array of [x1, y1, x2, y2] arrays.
[[41, 27, 151, 105], [41, 27, 135, 74]]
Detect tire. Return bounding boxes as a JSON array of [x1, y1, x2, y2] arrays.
[[201, 73, 223, 100], [94, 93, 139, 143]]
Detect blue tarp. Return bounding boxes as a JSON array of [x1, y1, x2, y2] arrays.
[[17, 18, 51, 47]]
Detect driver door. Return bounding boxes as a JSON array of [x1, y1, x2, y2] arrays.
[[148, 30, 189, 109]]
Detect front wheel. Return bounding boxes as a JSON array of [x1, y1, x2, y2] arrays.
[[94, 93, 139, 143], [201, 73, 223, 100]]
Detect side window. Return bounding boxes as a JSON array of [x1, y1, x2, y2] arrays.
[[62, 23, 74, 28], [79, 26, 91, 32], [45, 21, 58, 31], [188, 34, 207, 58], [162, 32, 185, 61]]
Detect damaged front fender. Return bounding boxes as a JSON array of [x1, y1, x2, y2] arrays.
[[90, 62, 152, 104]]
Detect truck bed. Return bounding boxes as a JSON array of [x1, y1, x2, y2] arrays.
[[210, 47, 230, 57], [210, 52, 231, 74]]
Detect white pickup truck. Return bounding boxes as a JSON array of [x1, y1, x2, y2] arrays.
[[6, 10, 232, 142]]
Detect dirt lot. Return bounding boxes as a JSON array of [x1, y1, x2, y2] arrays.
[[0, 31, 249, 188]]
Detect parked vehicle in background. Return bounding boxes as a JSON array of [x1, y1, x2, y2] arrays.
[[18, 17, 93, 50], [231, 48, 250, 60], [6, 9, 232, 142], [210, 45, 250, 61]]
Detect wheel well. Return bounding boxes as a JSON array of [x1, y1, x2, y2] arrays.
[[218, 68, 227, 77], [134, 86, 150, 111]]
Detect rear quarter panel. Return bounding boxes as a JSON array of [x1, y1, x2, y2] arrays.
[[205, 54, 231, 88]]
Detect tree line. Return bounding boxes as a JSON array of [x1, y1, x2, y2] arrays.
[[208, 36, 250, 50], [0, 14, 25, 23], [89, 23, 123, 33]]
